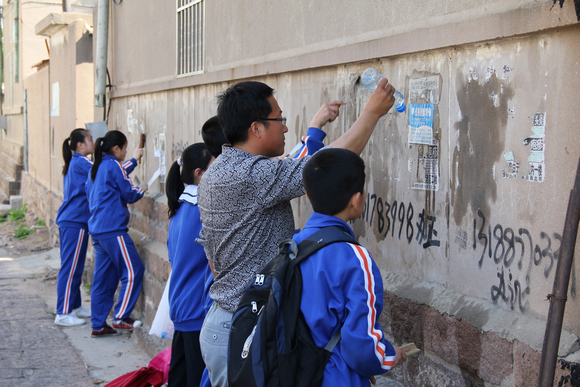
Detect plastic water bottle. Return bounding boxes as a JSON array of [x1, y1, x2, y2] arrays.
[[361, 67, 406, 113]]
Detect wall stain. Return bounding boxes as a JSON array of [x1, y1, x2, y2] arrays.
[[552, 0, 580, 22], [557, 359, 580, 386], [452, 69, 515, 226]]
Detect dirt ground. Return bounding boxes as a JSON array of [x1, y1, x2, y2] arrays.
[[0, 211, 55, 258]]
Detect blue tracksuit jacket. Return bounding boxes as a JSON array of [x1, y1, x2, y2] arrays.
[[86, 154, 143, 239], [56, 153, 94, 228], [294, 213, 397, 386], [167, 185, 212, 331], [292, 127, 326, 159]]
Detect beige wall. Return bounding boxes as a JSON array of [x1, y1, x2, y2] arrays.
[[23, 65, 50, 189], [46, 19, 94, 197], [3, 0, 25, 141], [21, 15, 94, 224], [2, 1, 91, 143], [108, 19, 580, 334]]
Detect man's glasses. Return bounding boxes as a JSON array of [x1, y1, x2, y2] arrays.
[[258, 117, 287, 125]]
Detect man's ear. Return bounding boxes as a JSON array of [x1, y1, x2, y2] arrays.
[[249, 121, 261, 139], [305, 192, 311, 203]]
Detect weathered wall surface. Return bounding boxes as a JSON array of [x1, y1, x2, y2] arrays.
[[107, 25, 580, 387]]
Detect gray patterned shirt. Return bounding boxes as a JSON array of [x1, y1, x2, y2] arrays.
[[197, 146, 310, 312]]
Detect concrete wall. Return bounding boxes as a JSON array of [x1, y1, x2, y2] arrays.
[[99, 0, 580, 384], [23, 66, 50, 190], [44, 18, 94, 198], [0, 1, 94, 200], [20, 15, 94, 236]]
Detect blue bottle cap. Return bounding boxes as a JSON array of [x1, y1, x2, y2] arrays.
[[396, 104, 406, 113]]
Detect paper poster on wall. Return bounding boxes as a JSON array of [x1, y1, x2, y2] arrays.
[[523, 112, 546, 182], [50, 82, 60, 116], [408, 104, 434, 145], [409, 76, 440, 104], [412, 140, 440, 191]]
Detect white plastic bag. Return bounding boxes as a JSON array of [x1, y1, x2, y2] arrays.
[[149, 271, 175, 340]]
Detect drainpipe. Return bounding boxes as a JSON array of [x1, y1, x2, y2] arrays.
[[538, 157, 580, 387], [95, 0, 109, 108], [62, 0, 70, 12]]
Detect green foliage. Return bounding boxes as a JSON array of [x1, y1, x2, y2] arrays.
[[0, 215, 7, 223], [8, 204, 28, 222], [14, 223, 34, 239], [84, 283, 91, 295], [37, 220, 46, 227]]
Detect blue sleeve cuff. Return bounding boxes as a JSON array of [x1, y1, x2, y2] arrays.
[[306, 127, 326, 141]]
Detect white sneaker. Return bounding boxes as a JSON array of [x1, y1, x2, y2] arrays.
[[55, 313, 86, 326], [72, 306, 91, 318]]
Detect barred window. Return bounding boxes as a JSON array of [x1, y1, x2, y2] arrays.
[[177, 0, 204, 76]]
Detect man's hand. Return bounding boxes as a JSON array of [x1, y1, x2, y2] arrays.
[[134, 147, 144, 162], [309, 101, 345, 129], [392, 346, 407, 367], [363, 78, 395, 120]]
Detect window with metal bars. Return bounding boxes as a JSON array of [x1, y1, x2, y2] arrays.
[[177, 0, 204, 76]]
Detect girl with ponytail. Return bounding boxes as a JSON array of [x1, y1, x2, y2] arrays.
[[85, 130, 147, 338], [165, 143, 214, 386], [54, 129, 95, 327]]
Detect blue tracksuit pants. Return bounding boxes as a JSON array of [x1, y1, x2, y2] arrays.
[[90, 234, 144, 329], [56, 227, 89, 314]]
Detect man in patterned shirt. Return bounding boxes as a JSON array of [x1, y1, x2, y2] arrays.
[[197, 79, 395, 387]]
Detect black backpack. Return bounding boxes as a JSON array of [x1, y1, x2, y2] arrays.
[[227, 226, 359, 387]]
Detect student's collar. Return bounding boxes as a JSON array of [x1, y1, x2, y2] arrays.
[[304, 212, 355, 239], [178, 184, 198, 205], [73, 151, 91, 159]]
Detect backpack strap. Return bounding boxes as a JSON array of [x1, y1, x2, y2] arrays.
[[292, 226, 358, 266], [324, 329, 341, 352]]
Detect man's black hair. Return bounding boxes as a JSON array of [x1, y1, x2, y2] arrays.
[[217, 81, 274, 146], [303, 148, 366, 216], [201, 115, 228, 158]]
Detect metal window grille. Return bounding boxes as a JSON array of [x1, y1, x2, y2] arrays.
[[177, 0, 204, 76]]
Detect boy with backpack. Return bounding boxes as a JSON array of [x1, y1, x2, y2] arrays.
[[296, 148, 406, 385]]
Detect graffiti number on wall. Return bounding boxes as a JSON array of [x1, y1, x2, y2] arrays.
[[360, 192, 440, 249], [472, 209, 564, 311]]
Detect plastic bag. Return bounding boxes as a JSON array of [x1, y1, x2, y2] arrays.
[[149, 272, 174, 340], [149, 347, 171, 384]]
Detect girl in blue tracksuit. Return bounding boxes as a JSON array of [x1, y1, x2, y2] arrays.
[[166, 142, 213, 387], [86, 130, 146, 338], [54, 129, 95, 327]]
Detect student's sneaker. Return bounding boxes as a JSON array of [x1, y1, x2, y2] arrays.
[[91, 325, 121, 338], [112, 317, 143, 330], [72, 306, 91, 318], [54, 313, 86, 326]]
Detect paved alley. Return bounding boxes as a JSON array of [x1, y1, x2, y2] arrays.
[[0, 247, 151, 387]]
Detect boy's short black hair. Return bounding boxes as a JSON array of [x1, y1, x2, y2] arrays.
[[201, 115, 228, 158], [303, 148, 365, 216], [217, 81, 274, 146]]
